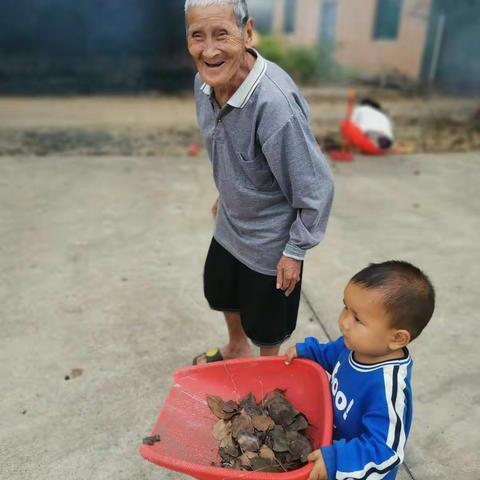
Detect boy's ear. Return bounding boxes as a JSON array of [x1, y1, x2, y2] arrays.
[[389, 329, 411, 350]]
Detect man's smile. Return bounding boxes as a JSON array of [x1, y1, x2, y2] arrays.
[[204, 60, 225, 68]]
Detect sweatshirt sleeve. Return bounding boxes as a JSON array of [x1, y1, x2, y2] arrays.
[[296, 337, 345, 373], [320, 378, 409, 480], [261, 115, 334, 260]]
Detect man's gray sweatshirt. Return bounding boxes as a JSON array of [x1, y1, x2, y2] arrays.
[[194, 51, 334, 276]]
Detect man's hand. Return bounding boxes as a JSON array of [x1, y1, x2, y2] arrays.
[[284, 346, 298, 365], [211, 197, 219, 219], [276, 256, 302, 297], [308, 450, 328, 480]]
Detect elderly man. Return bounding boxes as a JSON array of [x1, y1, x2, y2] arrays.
[[186, 0, 334, 365]]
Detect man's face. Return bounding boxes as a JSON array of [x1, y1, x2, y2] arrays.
[[186, 4, 253, 89]]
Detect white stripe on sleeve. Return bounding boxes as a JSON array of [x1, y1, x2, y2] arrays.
[[336, 365, 407, 480]]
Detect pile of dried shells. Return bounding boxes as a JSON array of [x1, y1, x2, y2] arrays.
[[207, 389, 312, 472]]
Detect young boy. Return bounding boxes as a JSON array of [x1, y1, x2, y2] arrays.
[[285, 261, 435, 480]]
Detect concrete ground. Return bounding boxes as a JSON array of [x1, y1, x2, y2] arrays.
[[1, 146, 479, 479]]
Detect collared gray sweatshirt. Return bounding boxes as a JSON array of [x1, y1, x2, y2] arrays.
[[194, 51, 334, 276]]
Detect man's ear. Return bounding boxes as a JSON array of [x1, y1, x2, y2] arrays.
[[244, 18, 254, 48], [389, 329, 411, 350]]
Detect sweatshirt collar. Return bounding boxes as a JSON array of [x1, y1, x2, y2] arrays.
[[200, 49, 267, 109], [348, 348, 411, 372]]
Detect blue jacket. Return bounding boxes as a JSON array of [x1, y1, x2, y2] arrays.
[[296, 337, 412, 480]]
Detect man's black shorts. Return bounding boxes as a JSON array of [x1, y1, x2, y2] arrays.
[[203, 238, 303, 347]]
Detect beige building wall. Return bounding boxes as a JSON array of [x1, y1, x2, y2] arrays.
[[335, 0, 431, 79], [273, 0, 322, 45], [272, 0, 285, 33], [272, 0, 432, 79]]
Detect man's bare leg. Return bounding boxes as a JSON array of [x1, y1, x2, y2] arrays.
[[195, 312, 251, 364], [196, 313, 282, 363], [221, 311, 252, 359], [223, 315, 282, 358], [260, 345, 281, 356]]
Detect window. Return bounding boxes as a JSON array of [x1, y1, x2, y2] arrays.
[[373, 0, 404, 40], [283, 0, 296, 34], [320, 0, 338, 43]]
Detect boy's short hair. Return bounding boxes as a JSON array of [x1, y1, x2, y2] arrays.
[[350, 261, 435, 341]]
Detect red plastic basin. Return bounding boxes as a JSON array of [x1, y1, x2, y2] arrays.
[[140, 357, 333, 480]]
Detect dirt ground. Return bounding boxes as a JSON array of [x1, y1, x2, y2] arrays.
[[0, 87, 479, 156]]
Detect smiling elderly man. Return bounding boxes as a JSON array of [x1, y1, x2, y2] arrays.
[[186, 0, 334, 365]]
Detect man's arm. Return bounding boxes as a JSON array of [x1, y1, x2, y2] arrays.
[[211, 196, 219, 219], [261, 115, 334, 289]]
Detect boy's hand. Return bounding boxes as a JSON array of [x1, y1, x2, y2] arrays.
[[284, 346, 298, 365], [307, 449, 328, 480]]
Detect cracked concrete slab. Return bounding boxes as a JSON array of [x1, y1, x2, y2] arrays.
[[0, 151, 478, 479]]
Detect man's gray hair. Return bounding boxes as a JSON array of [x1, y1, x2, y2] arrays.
[[185, 0, 249, 29]]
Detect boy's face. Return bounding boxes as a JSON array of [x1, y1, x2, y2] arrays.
[[338, 282, 399, 362]]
